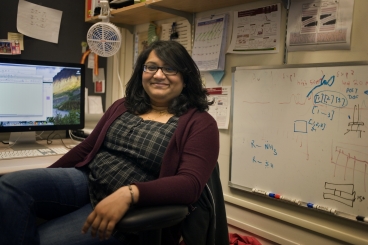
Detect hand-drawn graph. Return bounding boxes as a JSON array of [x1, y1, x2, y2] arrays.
[[331, 143, 368, 192]]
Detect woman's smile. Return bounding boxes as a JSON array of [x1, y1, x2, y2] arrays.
[[142, 50, 184, 106]]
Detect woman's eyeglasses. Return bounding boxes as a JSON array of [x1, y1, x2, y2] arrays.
[[143, 65, 178, 76]]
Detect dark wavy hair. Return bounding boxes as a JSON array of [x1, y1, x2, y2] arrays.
[[124, 40, 213, 116]]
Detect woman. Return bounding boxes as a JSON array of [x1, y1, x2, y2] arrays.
[[0, 41, 223, 245]]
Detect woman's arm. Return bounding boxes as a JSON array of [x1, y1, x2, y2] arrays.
[[82, 184, 139, 240]]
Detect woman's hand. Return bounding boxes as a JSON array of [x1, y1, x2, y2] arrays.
[[81, 185, 138, 240]]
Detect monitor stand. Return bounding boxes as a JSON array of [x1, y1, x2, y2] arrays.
[[8, 132, 47, 150]]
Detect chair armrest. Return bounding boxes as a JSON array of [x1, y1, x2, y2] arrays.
[[117, 205, 188, 232]]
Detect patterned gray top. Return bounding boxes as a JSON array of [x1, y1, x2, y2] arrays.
[[88, 111, 178, 207]]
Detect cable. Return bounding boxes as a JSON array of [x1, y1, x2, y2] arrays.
[[36, 131, 45, 140], [114, 50, 124, 97], [46, 131, 71, 149], [68, 130, 86, 142], [2, 133, 22, 150]]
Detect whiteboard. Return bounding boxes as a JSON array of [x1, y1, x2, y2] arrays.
[[229, 62, 368, 217]]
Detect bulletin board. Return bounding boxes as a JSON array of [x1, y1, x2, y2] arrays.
[[229, 62, 368, 218]]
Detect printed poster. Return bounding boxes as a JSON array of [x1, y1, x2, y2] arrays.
[[286, 0, 354, 51], [207, 86, 231, 129], [227, 3, 281, 54]]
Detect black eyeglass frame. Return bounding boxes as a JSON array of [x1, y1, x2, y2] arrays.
[[143, 65, 179, 76]]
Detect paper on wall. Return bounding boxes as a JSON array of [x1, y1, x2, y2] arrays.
[[7, 33, 24, 50], [227, 4, 281, 54], [207, 86, 231, 129], [85, 88, 89, 114], [93, 68, 105, 93], [17, 0, 62, 44], [286, 0, 354, 51], [88, 96, 104, 114], [161, 19, 192, 53], [192, 14, 229, 71]]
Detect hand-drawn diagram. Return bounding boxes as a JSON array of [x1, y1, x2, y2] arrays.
[[345, 104, 365, 138], [331, 144, 368, 192], [323, 182, 356, 207]]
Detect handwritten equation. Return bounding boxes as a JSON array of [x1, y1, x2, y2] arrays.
[[250, 140, 277, 169], [28, 8, 48, 28]]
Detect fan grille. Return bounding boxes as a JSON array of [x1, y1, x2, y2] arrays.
[[87, 22, 122, 57]]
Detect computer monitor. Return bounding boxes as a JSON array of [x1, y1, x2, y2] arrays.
[[0, 58, 85, 148]]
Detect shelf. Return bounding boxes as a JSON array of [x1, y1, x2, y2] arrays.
[[86, 0, 259, 26], [150, 0, 257, 14], [110, 1, 177, 26], [86, 1, 176, 25]]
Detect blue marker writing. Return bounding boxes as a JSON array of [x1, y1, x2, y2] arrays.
[[306, 75, 335, 97]]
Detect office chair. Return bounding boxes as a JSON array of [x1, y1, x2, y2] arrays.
[[117, 205, 188, 245], [117, 162, 229, 245]]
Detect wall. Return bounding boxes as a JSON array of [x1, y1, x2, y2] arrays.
[[211, 0, 368, 244], [113, 0, 368, 244]]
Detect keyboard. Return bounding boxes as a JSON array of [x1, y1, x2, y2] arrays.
[[0, 147, 69, 160]]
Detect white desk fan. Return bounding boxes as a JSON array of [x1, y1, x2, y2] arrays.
[[87, 0, 122, 57]]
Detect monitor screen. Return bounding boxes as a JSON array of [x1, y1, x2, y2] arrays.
[[0, 58, 85, 134]]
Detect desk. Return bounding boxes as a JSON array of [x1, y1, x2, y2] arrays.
[[0, 139, 74, 175]]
